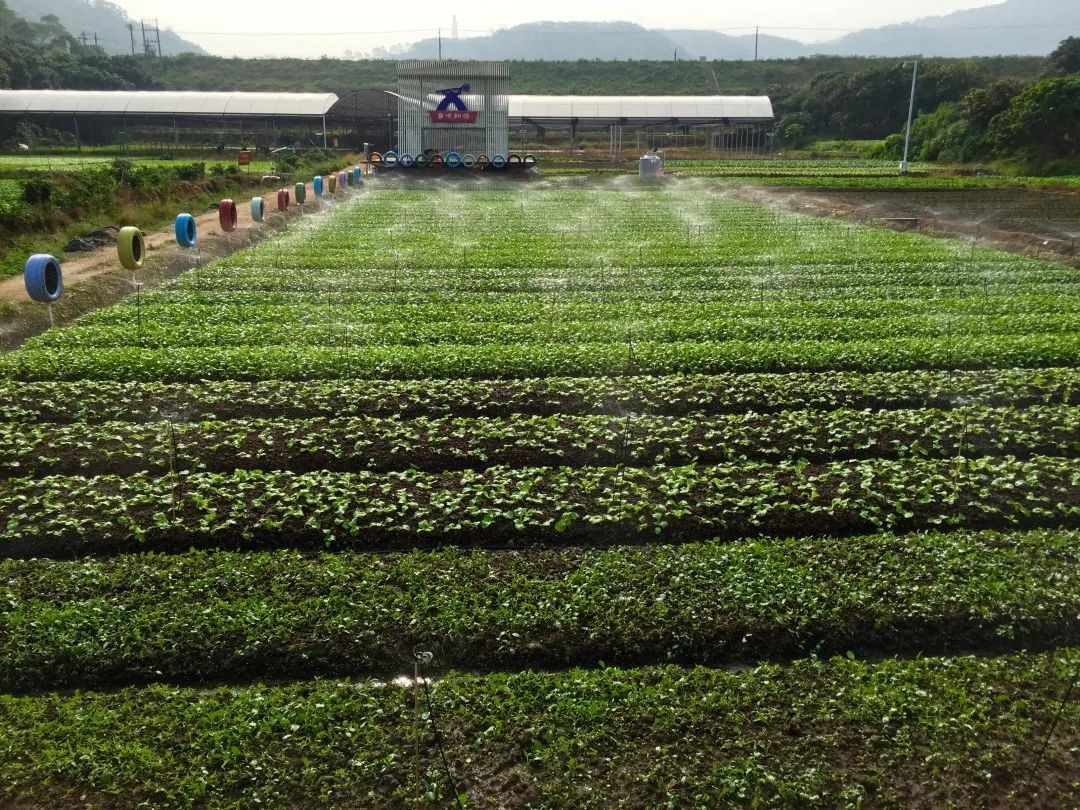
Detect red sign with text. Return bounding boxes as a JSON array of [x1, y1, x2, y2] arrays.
[[428, 110, 479, 124], [237, 151, 251, 166]]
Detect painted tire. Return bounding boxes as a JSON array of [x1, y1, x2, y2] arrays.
[[445, 151, 463, 169], [429, 152, 444, 166], [383, 151, 399, 168], [328, 174, 338, 193], [523, 154, 537, 165], [369, 152, 383, 166], [276, 189, 289, 211], [313, 176, 324, 197], [117, 226, 144, 270], [175, 213, 196, 248], [24, 254, 62, 303], [400, 154, 415, 168], [462, 153, 476, 168], [415, 154, 429, 168], [250, 196, 265, 222], [508, 154, 522, 165], [476, 154, 491, 167], [219, 199, 237, 233], [337, 171, 347, 189], [491, 154, 507, 169], [353, 168, 364, 185], [294, 182, 306, 205]]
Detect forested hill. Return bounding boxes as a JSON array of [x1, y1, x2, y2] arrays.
[[0, 0, 159, 89], [148, 53, 1046, 96]]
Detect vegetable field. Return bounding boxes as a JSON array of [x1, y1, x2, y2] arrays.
[[1, 181, 1078, 807]]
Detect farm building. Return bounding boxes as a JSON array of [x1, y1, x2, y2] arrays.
[[0, 83, 774, 156]]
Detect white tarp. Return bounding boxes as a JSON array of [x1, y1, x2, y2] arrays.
[[0, 91, 339, 117], [509, 95, 774, 123]]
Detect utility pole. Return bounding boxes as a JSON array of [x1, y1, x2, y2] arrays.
[[155, 19, 162, 58], [127, 22, 136, 55], [140, 20, 149, 56], [755, 27, 759, 60], [78, 31, 88, 45], [93, 32, 98, 47], [438, 29, 442, 59], [900, 60, 919, 174]]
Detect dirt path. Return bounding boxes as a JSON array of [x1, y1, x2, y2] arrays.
[[0, 177, 356, 348]]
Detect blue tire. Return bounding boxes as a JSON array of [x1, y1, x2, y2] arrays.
[[445, 151, 463, 169], [24, 254, 62, 303], [250, 197, 264, 222], [401, 154, 415, 168], [313, 176, 324, 197], [384, 151, 399, 168], [175, 213, 197, 248], [491, 154, 507, 170]]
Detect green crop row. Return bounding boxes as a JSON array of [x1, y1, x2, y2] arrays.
[[29, 313, 1080, 350], [1, 405, 1075, 479], [73, 293, 1080, 327], [3, 368, 1075, 425], [4, 334, 1077, 381], [0, 530, 1077, 692], [1, 456, 1075, 556], [0, 650, 1076, 807]]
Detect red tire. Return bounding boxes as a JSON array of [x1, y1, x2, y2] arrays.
[[219, 199, 237, 233], [277, 189, 290, 211]]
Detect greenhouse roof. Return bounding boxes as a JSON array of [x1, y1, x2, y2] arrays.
[[509, 95, 774, 125], [0, 91, 339, 117]]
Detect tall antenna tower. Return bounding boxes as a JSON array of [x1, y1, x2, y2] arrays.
[[452, 15, 458, 38]]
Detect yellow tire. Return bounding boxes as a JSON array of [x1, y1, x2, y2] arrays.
[[118, 226, 145, 270]]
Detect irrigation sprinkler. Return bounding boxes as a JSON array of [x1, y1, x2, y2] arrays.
[[24, 253, 62, 327]]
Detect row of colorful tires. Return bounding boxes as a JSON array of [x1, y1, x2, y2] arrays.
[[28, 166, 365, 304], [178, 166, 364, 246], [371, 152, 536, 170]]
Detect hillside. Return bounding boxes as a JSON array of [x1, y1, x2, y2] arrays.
[[389, 2, 1076, 61], [823, 0, 1080, 57], [398, 23, 812, 62], [6, 0, 204, 56]]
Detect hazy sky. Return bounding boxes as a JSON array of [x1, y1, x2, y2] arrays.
[[110, 0, 1006, 58]]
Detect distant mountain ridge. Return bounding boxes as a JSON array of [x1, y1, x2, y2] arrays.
[[7, 0, 205, 56], [395, 0, 1079, 61]]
